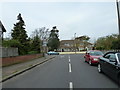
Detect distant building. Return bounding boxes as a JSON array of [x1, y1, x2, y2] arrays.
[[0, 21, 6, 40], [60, 40, 75, 52], [59, 40, 93, 52]]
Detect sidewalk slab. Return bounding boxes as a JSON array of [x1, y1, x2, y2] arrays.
[[2, 55, 55, 82]]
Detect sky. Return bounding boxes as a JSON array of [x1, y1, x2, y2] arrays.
[[0, 0, 119, 42]]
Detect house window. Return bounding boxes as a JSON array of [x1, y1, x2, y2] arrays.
[[64, 43, 70, 46]]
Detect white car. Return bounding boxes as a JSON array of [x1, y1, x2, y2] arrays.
[[47, 51, 59, 55]]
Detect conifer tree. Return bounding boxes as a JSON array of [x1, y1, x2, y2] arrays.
[[11, 13, 28, 43], [47, 26, 60, 51], [11, 13, 28, 55]]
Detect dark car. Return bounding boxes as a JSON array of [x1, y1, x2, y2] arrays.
[[47, 51, 59, 55], [98, 51, 120, 85], [84, 50, 103, 65]]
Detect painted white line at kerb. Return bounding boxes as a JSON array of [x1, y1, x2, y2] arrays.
[[69, 63, 72, 73], [69, 82, 73, 90]]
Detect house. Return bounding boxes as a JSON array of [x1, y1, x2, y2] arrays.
[[0, 21, 6, 40], [59, 40, 93, 52], [60, 40, 75, 52]]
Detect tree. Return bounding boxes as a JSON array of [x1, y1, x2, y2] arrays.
[[47, 26, 60, 51], [30, 27, 49, 53], [112, 35, 120, 49], [31, 27, 49, 40], [75, 35, 90, 50], [95, 34, 118, 50], [11, 13, 28, 55], [11, 13, 28, 43], [95, 37, 106, 50], [30, 35, 41, 53]]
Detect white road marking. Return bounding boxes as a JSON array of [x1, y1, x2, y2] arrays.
[[68, 56, 70, 59], [69, 58, 71, 63], [69, 63, 72, 73], [68, 55, 71, 62], [69, 82, 73, 90]]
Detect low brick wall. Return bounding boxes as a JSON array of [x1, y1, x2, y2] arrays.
[[1, 53, 43, 67]]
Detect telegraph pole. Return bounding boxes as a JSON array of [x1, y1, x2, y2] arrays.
[[116, 0, 120, 35]]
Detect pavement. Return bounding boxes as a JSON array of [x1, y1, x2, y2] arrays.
[[2, 54, 119, 88], [2, 54, 55, 82]]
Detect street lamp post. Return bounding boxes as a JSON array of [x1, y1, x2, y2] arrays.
[[116, 0, 120, 35]]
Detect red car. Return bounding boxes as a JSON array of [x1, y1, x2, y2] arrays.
[[84, 50, 103, 65]]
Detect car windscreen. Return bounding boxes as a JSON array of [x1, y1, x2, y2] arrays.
[[117, 53, 120, 62], [90, 51, 103, 56]]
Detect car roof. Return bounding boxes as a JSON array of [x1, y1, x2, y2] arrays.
[[105, 51, 120, 54]]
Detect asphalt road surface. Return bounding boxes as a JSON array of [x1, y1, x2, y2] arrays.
[[2, 54, 119, 88]]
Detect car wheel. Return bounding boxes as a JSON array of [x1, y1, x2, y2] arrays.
[[98, 64, 102, 73], [89, 60, 92, 65]]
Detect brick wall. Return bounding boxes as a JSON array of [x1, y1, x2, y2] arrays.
[[1, 53, 43, 67]]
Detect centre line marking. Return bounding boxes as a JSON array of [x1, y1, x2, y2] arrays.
[[69, 58, 70, 63], [69, 82, 73, 90], [68, 56, 70, 59], [69, 63, 72, 73]]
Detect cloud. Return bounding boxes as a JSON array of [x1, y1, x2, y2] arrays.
[[1, 2, 118, 41]]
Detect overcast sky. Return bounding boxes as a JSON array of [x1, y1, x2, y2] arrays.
[[1, 0, 119, 42]]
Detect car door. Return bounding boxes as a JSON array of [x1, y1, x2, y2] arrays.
[[100, 54, 110, 73], [106, 54, 119, 81]]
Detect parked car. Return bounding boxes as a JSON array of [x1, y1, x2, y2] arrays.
[[47, 51, 59, 55], [84, 50, 103, 65], [98, 51, 120, 85]]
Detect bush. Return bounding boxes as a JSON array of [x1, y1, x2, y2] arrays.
[[2, 39, 21, 48], [2, 39, 28, 55]]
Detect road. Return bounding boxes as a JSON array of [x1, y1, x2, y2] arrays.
[[2, 54, 119, 88]]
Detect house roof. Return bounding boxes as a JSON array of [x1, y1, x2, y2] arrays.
[[60, 40, 93, 46], [0, 20, 6, 32], [86, 42, 93, 45]]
